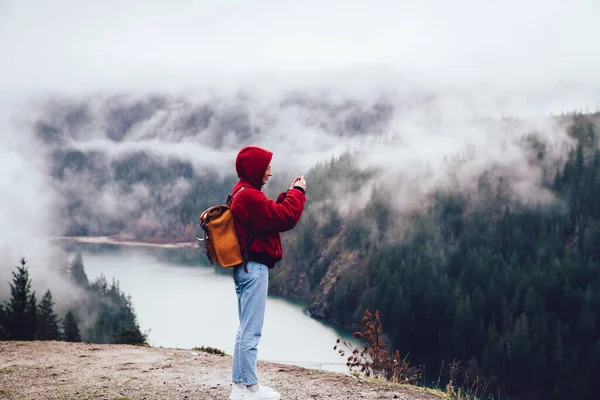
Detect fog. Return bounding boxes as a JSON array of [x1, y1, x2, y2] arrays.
[[21, 89, 583, 221], [2, 0, 600, 97], [1, 0, 600, 301], [0, 102, 84, 307]]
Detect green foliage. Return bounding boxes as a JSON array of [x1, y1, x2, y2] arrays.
[[283, 115, 600, 400], [295, 214, 318, 258], [54, 145, 239, 240], [70, 253, 89, 288], [37, 104, 600, 399], [324, 117, 600, 400], [113, 328, 148, 346], [62, 310, 81, 342], [321, 209, 343, 238], [36, 290, 62, 341], [82, 274, 146, 345], [1, 254, 145, 348], [5, 259, 37, 340], [0, 304, 8, 340], [343, 217, 372, 251], [192, 345, 227, 356], [304, 152, 376, 203]]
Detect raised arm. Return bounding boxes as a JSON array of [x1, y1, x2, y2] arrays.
[[248, 188, 306, 234]]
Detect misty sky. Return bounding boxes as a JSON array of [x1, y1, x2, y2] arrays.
[[1, 0, 600, 98]]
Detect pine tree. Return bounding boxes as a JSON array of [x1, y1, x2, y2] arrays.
[[114, 328, 148, 346], [28, 292, 37, 339], [70, 253, 89, 288], [0, 304, 8, 340], [6, 258, 37, 340], [62, 310, 81, 342], [36, 290, 62, 341]]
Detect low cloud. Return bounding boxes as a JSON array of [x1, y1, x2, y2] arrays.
[[0, 104, 83, 305]]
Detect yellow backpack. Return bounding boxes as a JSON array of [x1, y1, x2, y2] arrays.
[[197, 187, 248, 268]]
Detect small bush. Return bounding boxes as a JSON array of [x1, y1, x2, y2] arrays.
[[192, 345, 227, 356], [441, 360, 494, 400], [336, 310, 496, 399], [335, 309, 421, 384]]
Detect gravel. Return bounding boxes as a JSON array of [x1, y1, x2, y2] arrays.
[[0, 341, 447, 400]]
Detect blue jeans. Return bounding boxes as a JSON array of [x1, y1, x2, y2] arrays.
[[232, 261, 269, 386]]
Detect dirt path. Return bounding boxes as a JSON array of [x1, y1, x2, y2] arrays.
[[0, 341, 447, 400]]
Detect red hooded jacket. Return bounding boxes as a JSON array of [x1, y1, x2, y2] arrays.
[[230, 146, 306, 268]]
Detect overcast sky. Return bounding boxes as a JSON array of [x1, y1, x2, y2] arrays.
[[1, 0, 600, 98]]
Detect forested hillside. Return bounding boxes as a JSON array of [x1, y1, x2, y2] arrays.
[[0, 256, 146, 346], [35, 94, 392, 240], [31, 94, 600, 399], [276, 114, 600, 400]]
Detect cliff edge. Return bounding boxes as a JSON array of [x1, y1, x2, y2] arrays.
[[0, 341, 447, 400]]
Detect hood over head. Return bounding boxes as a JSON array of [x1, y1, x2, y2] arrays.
[[235, 146, 273, 189]]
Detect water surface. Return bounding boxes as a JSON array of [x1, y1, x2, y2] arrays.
[[81, 248, 358, 373]]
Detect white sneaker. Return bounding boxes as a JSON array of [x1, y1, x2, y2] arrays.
[[229, 384, 246, 400], [244, 384, 281, 399]]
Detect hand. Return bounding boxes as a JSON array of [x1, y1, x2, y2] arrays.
[[290, 175, 307, 191]]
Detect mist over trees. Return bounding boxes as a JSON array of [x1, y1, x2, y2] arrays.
[[27, 93, 600, 400], [3, 0, 600, 398], [0, 256, 146, 346], [278, 114, 600, 400], [3, 259, 37, 341], [36, 93, 398, 241], [36, 290, 62, 341], [62, 310, 81, 342]]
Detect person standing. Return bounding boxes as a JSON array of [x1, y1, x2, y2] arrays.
[[228, 146, 307, 400]]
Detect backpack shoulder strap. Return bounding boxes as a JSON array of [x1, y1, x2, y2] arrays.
[[226, 186, 253, 272], [226, 186, 246, 207]]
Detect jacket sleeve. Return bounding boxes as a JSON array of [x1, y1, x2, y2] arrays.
[[275, 191, 287, 204], [247, 188, 306, 234]]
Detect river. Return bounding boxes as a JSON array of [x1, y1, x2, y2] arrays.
[[78, 246, 359, 373]]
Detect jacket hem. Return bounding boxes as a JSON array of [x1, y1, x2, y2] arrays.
[[247, 251, 280, 269]]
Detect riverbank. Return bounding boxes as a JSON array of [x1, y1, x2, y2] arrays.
[[51, 235, 197, 249], [0, 341, 447, 400]]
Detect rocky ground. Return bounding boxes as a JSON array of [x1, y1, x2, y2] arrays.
[[0, 341, 448, 400]]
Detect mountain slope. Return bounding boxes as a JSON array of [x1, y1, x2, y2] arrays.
[[26, 91, 600, 399], [272, 113, 600, 400]]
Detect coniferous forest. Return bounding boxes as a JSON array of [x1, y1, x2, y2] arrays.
[[0, 256, 146, 346], [4, 1, 600, 398], [277, 114, 600, 400], [19, 99, 600, 400]]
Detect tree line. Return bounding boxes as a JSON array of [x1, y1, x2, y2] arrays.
[[0, 255, 146, 346], [281, 114, 600, 400], [41, 104, 600, 399]]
